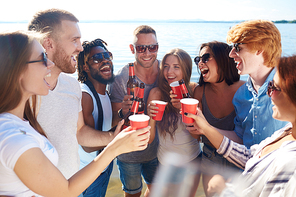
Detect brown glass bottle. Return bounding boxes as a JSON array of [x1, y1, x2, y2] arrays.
[[136, 83, 145, 114], [121, 97, 139, 129], [109, 100, 139, 132], [121, 83, 145, 129], [127, 63, 139, 101], [179, 79, 190, 98]]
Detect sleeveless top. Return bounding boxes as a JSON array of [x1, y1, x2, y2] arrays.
[[201, 85, 236, 145], [157, 117, 201, 165]]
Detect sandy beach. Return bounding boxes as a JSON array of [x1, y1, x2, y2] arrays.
[[105, 160, 206, 197]]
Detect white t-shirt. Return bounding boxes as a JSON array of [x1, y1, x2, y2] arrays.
[[37, 73, 82, 179], [78, 83, 112, 169], [0, 113, 58, 197]]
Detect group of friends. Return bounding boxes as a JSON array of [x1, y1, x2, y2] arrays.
[[0, 8, 296, 197]]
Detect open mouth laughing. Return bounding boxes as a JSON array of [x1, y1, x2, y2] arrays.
[[200, 67, 209, 77], [100, 64, 112, 75]]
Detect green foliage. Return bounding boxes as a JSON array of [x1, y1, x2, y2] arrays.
[[273, 20, 296, 23]]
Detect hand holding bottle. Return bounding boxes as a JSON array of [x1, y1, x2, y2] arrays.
[[170, 90, 182, 109], [122, 95, 134, 116]]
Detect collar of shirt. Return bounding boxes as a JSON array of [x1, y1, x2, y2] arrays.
[[246, 68, 276, 97]]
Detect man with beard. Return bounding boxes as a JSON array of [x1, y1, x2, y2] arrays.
[[76, 39, 114, 197], [28, 9, 122, 180], [108, 25, 159, 197]]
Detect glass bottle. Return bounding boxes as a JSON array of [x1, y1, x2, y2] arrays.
[[136, 83, 145, 114], [179, 79, 190, 98], [121, 83, 145, 129], [127, 63, 139, 101], [121, 96, 139, 129]]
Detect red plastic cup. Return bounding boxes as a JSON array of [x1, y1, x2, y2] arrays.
[[151, 100, 168, 121], [129, 114, 150, 130], [170, 81, 183, 99], [180, 98, 199, 123]]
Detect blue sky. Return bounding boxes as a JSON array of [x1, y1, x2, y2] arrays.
[[1, 0, 296, 22]]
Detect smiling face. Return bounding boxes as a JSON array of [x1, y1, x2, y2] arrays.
[[163, 55, 183, 85], [86, 46, 114, 85], [51, 20, 83, 74], [131, 33, 158, 69], [229, 43, 263, 76], [271, 71, 296, 122], [20, 40, 54, 98], [198, 46, 219, 83]]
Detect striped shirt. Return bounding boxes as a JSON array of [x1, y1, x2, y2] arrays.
[[217, 123, 296, 196]]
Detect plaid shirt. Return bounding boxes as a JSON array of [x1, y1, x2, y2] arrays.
[[217, 123, 296, 196]]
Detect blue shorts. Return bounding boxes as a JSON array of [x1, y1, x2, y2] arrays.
[[117, 158, 159, 194]]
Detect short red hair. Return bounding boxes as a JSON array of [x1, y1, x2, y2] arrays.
[[227, 20, 281, 68]]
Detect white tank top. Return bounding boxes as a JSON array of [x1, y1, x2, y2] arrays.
[[157, 117, 201, 165]]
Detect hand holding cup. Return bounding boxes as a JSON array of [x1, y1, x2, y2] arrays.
[[170, 81, 183, 99], [150, 100, 168, 121], [180, 98, 199, 123], [129, 114, 150, 130]]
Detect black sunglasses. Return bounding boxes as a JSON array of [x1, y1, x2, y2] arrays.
[[267, 80, 281, 97], [194, 53, 211, 66], [231, 43, 244, 53], [88, 52, 113, 64], [27, 52, 48, 67], [134, 44, 159, 53]]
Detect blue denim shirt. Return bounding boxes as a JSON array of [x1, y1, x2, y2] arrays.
[[233, 68, 288, 148]]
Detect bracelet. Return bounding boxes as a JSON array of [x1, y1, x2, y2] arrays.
[[118, 108, 124, 119]]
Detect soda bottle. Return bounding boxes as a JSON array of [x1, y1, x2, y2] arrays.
[[179, 79, 190, 98], [127, 63, 139, 100]]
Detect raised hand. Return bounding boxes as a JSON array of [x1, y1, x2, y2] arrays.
[[147, 101, 158, 119], [170, 90, 181, 109], [108, 125, 151, 156], [184, 107, 211, 135], [122, 95, 134, 116]]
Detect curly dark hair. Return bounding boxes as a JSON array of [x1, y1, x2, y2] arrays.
[[77, 39, 108, 82]]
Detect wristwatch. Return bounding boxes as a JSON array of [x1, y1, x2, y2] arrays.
[[118, 108, 124, 119]]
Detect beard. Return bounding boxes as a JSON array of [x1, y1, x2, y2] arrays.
[[89, 62, 115, 85], [52, 44, 76, 74]]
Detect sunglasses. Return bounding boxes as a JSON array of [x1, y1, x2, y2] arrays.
[[231, 43, 244, 53], [88, 52, 113, 64], [194, 53, 211, 65], [134, 44, 159, 53], [267, 80, 281, 97], [27, 52, 48, 67]]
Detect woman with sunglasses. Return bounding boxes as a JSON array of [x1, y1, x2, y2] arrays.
[[0, 31, 150, 197], [185, 55, 296, 196], [147, 48, 202, 197], [191, 41, 245, 196]]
